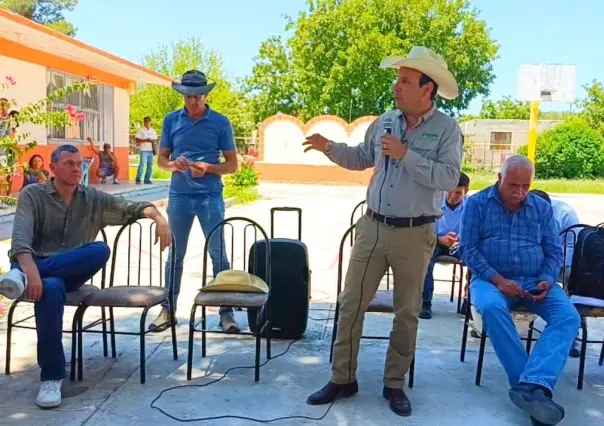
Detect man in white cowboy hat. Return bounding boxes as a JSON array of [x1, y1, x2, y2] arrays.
[[304, 46, 463, 416], [151, 70, 240, 333]]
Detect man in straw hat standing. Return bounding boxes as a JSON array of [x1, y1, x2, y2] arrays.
[[150, 70, 240, 333], [304, 47, 463, 416]]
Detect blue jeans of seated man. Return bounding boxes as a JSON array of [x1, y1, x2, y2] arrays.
[[470, 278, 580, 392], [13, 242, 111, 381], [136, 151, 154, 183], [422, 244, 457, 304], [161, 193, 231, 314]]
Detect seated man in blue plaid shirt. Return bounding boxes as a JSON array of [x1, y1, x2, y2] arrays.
[[459, 155, 579, 426]]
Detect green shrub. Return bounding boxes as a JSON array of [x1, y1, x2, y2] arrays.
[[224, 160, 259, 188], [517, 119, 604, 179]]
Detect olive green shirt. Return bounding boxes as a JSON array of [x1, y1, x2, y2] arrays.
[[10, 181, 152, 262]]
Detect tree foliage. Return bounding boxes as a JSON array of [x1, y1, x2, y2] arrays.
[[518, 119, 604, 179], [130, 36, 254, 144], [245, 0, 499, 124], [578, 80, 604, 134], [0, 0, 78, 36]]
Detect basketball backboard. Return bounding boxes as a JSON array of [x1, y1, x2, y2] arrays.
[[517, 63, 576, 102]]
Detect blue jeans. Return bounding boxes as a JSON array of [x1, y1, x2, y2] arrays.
[[471, 278, 580, 392], [13, 242, 110, 381], [162, 193, 231, 313], [422, 245, 457, 303], [136, 151, 154, 183]]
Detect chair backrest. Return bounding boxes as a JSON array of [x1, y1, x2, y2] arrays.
[[107, 219, 176, 299], [202, 217, 271, 291]]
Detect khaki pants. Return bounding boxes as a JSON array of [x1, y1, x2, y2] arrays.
[[331, 214, 436, 388]]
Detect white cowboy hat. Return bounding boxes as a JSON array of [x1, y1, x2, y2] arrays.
[[380, 46, 459, 100]]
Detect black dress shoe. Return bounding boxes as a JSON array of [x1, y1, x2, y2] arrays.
[[306, 381, 358, 405], [382, 387, 412, 417], [509, 383, 564, 425], [419, 303, 432, 319]]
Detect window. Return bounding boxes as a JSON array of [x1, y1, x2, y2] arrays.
[[46, 69, 114, 143], [489, 132, 512, 151]]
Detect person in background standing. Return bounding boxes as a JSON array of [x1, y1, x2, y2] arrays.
[[135, 116, 157, 184]]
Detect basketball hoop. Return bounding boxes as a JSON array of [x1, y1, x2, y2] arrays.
[[517, 63, 576, 165]]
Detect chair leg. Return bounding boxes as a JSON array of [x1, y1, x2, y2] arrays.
[[408, 356, 415, 389], [5, 301, 18, 375], [255, 308, 262, 382], [329, 303, 340, 363], [70, 305, 83, 382], [169, 301, 178, 361], [101, 307, 108, 358], [201, 306, 207, 358], [475, 329, 487, 386], [460, 303, 471, 363], [599, 338, 604, 367], [526, 320, 535, 355], [450, 264, 456, 302], [109, 307, 117, 358], [456, 266, 464, 314], [140, 307, 150, 384], [77, 306, 89, 381], [187, 304, 197, 381], [265, 304, 272, 360], [578, 317, 587, 390]]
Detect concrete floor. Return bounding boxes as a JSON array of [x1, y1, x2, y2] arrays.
[[0, 183, 603, 425]]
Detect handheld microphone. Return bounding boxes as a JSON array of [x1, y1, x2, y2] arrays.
[[383, 118, 393, 172]]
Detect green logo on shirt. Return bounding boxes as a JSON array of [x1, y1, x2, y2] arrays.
[[421, 132, 440, 141]]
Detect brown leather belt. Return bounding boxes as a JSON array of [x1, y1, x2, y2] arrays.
[[365, 208, 436, 228]]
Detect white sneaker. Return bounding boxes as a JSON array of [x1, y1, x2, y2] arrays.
[[0, 268, 27, 300], [36, 379, 62, 408]]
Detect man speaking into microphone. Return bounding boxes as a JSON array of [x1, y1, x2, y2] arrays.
[[303, 46, 463, 417]]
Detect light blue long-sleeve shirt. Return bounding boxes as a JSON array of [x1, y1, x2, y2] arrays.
[[459, 185, 563, 288], [325, 105, 463, 218], [436, 195, 467, 237]]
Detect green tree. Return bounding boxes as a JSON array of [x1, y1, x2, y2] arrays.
[[130, 36, 254, 147], [517, 118, 604, 179], [0, 0, 78, 36], [245, 0, 499, 124], [479, 96, 530, 119], [578, 80, 604, 133]]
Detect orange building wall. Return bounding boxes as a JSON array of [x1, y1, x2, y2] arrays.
[[10, 145, 129, 193]]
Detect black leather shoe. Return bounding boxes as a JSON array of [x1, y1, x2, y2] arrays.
[[383, 387, 412, 417], [569, 341, 581, 358], [509, 383, 564, 425], [419, 303, 432, 319], [306, 381, 358, 405]]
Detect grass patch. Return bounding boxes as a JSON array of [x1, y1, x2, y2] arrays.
[[466, 169, 604, 194]]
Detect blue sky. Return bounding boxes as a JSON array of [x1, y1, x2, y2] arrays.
[[66, 0, 602, 114]]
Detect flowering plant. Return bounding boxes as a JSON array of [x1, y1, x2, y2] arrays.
[[0, 76, 97, 204]]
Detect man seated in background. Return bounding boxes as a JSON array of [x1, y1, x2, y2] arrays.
[[530, 189, 582, 358], [460, 155, 579, 426], [0, 144, 171, 409], [419, 172, 470, 319], [87, 137, 120, 184]]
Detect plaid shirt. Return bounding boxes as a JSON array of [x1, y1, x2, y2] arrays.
[[459, 184, 562, 287]]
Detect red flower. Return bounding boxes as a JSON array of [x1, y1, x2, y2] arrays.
[[76, 112, 85, 121], [5, 76, 16, 85]]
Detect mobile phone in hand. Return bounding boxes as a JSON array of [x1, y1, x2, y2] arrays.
[[528, 289, 546, 296]]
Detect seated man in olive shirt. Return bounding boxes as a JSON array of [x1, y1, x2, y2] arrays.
[[0, 144, 172, 409]]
